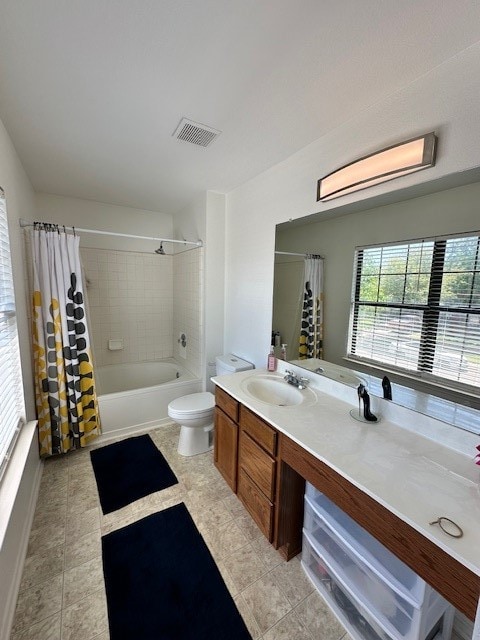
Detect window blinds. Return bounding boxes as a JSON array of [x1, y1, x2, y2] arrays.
[[348, 233, 480, 392], [0, 189, 25, 481]]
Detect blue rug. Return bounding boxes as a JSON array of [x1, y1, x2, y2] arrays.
[[90, 434, 178, 514], [102, 502, 252, 640]]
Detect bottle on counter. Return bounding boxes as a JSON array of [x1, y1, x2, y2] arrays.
[[280, 344, 287, 360], [267, 346, 277, 372]]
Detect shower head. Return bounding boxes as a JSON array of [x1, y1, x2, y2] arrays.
[[155, 242, 166, 255]]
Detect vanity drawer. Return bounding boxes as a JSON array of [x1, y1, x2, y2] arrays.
[[215, 387, 239, 422], [238, 468, 274, 541], [239, 430, 276, 501], [239, 405, 277, 455]]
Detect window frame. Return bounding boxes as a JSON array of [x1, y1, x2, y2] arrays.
[[0, 187, 26, 482]]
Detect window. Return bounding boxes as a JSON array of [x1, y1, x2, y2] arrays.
[[348, 232, 480, 393], [0, 188, 25, 481]]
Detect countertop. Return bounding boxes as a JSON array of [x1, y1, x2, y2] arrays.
[[212, 366, 480, 579]]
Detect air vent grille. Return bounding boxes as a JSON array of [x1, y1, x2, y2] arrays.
[[173, 118, 221, 147]]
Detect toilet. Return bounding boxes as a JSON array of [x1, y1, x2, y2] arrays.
[[168, 354, 253, 456]]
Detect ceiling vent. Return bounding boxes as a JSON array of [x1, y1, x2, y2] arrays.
[[172, 118, 221, 147]]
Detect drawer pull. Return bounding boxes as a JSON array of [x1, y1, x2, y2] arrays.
[[429, 517, 463, 539]]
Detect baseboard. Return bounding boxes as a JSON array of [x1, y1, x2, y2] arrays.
[[96, 418, 176, 445], [1, 455, 43, 640]]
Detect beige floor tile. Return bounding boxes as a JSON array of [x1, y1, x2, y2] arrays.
[[233, 593, 262, 639], [19, 545, 65, 592], [216, 559, 239, 596], [100, 505, 137, 535], [222, 493, 249, 518], [222, 543, 269, 592], [31, 501, 67, 531], [295, 590, 346, 640], [270, 556, 314, 607], [263, 609, 313, 640], [63, 556, 105, 608], [250, 535, 284, 571], [9, 612, 61, 640], [27, 521, 66, 556], [202, 518, 250, 561], [12, 574, 63, 635], [242, 574, 293, 634], [64, 529, 102, 570], [61, 588, 108, 640], [66, 506, 101, 541]]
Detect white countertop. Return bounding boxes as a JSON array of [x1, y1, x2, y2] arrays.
[[212, 366, 480, 579]]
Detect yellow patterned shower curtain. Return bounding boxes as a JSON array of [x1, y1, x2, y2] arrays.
[[32, 224, 101, 456], [298, 255, 324, 359]]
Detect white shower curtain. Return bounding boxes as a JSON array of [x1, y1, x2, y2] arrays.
[[32, 224, 101, 456], [298, 255, 324, 359]]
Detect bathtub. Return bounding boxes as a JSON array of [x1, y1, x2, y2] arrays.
[[96, 359, 202, 440]]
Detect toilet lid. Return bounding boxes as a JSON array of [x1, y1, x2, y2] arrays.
[[168, 392, 214, 413]]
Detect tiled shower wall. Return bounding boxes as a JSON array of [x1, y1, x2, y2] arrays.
[[80, 248, 174, 367], [80, 247, 203, 377], [173, 248, 203, 378]]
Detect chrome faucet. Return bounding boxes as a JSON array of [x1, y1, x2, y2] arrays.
[[284, 370, 310, 389]]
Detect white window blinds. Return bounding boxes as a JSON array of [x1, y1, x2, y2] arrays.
[[0, 188, 25, 481], [348, 232, 480, 393]]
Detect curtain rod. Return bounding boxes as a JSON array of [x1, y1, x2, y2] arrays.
[[275, 250, 323, 259], [19, 219, 203, 247]]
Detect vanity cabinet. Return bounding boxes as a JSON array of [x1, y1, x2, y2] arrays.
[[214, 387, 240, 492], [213, 385, 480, 623], [237, 405, 277, 540]]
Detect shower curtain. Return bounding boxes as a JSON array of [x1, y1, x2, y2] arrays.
[[298, 255, 324, 360], [32, 224, 101, 456]]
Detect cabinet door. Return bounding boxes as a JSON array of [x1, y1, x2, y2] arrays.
[[214, 407, 238, 492]]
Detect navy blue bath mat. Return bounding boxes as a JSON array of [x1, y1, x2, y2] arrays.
[[102, 502, 251, 640], [90, 434, 178, 514]]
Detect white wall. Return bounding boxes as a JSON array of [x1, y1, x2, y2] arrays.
[[174, 191, 226, 388], [225, 41, 480, 369], [205, 192, 226, 389], [0, 117, 42, 639], [35, 192, 173, 253]]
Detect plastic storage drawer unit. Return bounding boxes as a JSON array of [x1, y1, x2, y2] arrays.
[[302, 484, 454, 640]]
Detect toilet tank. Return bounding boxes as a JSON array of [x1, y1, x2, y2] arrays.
[[215, 354, 254, 376]]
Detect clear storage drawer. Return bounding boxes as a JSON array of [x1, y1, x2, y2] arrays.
[[302, 529, 449, 640], [302, 531, 392, 640], [305, 484, 425, 604]]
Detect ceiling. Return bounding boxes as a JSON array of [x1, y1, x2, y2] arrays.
[[1, 1, 480, 214]]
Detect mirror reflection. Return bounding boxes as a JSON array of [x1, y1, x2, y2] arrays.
[[273, 171, 480, 434]]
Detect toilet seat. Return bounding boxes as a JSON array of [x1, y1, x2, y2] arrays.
[[168, 392, 214, 420]]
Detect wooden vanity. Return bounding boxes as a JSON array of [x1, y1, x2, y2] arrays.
[[214, 386, 480, 622]]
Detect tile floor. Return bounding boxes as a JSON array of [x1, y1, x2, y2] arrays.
[[10, 422, 351, 640]]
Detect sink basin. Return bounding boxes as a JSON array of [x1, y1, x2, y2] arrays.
[[241, 374, 316, 407]]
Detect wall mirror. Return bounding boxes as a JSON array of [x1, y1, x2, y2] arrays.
[[273, 168, 480, 435]]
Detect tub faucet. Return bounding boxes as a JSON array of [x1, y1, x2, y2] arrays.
[[284, 370, 310, 389]]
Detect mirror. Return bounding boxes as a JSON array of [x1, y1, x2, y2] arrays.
[[273, 169, 480, 435]]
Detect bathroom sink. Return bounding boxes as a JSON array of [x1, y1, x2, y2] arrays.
[[241, 374, 315, 407]]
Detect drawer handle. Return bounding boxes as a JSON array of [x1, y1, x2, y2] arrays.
[[429, 516, 463, 538]]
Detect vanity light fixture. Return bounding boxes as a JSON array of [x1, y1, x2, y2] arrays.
[[317, 132, 437, 202]]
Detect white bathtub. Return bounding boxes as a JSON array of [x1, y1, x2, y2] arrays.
[[96, 359, 202, 440]]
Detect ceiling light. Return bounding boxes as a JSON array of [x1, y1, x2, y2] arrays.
[[317, 132, 437, 202]]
